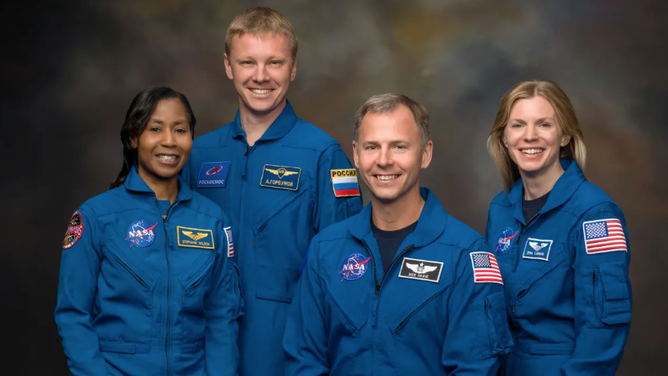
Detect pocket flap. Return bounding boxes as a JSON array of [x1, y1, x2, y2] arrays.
[[256, 288, 293, 303], [484, 292, 513, 355], [598, 262, 631, 324], [99, 340, 136, 354]]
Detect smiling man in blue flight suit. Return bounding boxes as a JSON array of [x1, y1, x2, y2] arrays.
[[184, 7, 363, 376], [283, 93, 513, 375]]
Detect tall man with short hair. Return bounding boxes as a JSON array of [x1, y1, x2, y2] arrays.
[[284, 93, 513, 375], [185, 7, 363, 376]]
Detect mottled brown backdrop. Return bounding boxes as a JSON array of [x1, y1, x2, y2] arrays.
[[3, 0, 666, 374]]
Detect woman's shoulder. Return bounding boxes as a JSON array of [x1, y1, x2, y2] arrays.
[[566, 180, 622, 217]]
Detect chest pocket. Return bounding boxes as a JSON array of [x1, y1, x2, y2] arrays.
[[513, 244, 569, 305], [387, 278, 452, 334], [253, 189, 313, 300], [179, 250, 217, 306], [319, 256, 372, 334]]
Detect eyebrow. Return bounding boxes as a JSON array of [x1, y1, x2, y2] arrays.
[[508, 117, 555, 124], [149, 118, 187, 125]]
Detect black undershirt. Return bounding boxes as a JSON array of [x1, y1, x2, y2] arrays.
[[522, 191, 550, 223], [371, 219, 418, 273]]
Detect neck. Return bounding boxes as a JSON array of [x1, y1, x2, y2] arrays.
[[239, 99, 287, 146], [520, 161, 564, 200], [139, 171, 180, 203], [371, 187, 424, 231]]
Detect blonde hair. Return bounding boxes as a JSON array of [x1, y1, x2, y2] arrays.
[[225, 7, 298, 59], [487, 79, 586, 191]]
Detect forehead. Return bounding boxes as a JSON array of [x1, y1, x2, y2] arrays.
[[151, 99, 187, 118], [509, 95, 555, 118], [358, 105, 420, 141], [228, 32, 291, 57]]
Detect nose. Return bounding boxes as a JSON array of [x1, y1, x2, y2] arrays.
[[253, 63, 269, 83], [377, 147, 392, 167], [160, 130, 177, 147], [524, 124, 538, 141]]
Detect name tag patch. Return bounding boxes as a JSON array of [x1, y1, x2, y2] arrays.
[[197, 161, 231, 188], [522, 238, 553, 261], [177, 226, 214, 249], [331, 169, 360, 197], [398, 257, 443, 283], [260, 164, 301, 191]]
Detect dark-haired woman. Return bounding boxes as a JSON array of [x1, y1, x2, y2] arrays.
[[485, 79, 631, 375], [55, 87, 242, 376]]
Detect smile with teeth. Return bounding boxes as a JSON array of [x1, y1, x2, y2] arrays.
[[521, 148, 544, 155], [157, 155, 178, 162], [250, 89, 273, 94], [376, 175, 399, 181]]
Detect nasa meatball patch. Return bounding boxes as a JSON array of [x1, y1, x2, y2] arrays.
[[126, 219, 158, 247], [62, 210, 84, 249], [338, 253, 371, 281], [398, 257, 443, 283]]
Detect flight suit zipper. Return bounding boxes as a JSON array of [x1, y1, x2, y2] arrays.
[[512, 213, 539, 273], [158, 200, 175, 374]]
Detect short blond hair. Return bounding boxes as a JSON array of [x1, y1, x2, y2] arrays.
[[487, 79, 586, 191], [225, 7, 298, 59], [354, 93, 431, 148]]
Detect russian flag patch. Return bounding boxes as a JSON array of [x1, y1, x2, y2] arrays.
[[330, 169, 360, 197]]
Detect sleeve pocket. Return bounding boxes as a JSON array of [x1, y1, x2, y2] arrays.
[[484, 292, 514, 356], [596, 262, 632, 325]]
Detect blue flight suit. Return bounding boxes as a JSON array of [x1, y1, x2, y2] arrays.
[[485, 159, 632, 375], [184, 102, 363, 376], [55, 167, 242, 376], [285, 188, 513, 375]]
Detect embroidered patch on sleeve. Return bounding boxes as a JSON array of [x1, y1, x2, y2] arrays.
[[177, 226, 215, 249], [398, 257, 443, 283], [470, 252, 503, 284], [583, 218, 627, 254], [197, 161, 231, 188], [330, 169, 360, 197], [224, 226, 234, 257], [62, 210, 84, 249], [260, 164, 301, 191]]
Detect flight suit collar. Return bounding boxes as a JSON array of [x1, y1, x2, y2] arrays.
[[508, 159, 585, 224], [123, 166, 194, 202], [231, 100, 298, 142], [350, 187, 447, 248]]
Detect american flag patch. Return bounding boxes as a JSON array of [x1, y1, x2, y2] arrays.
[[470, 252, 503, 284], [583, 218, 627, 254], [224, 226, 234, 257]]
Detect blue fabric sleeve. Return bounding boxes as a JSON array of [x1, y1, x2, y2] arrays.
[[441, 239, 512, 375], [204, 219, 243, 376], [284, 241, 330, 375], [561, 203, 632, 375], [312, 145, 363, 233], [54, 205, 109, 375]]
